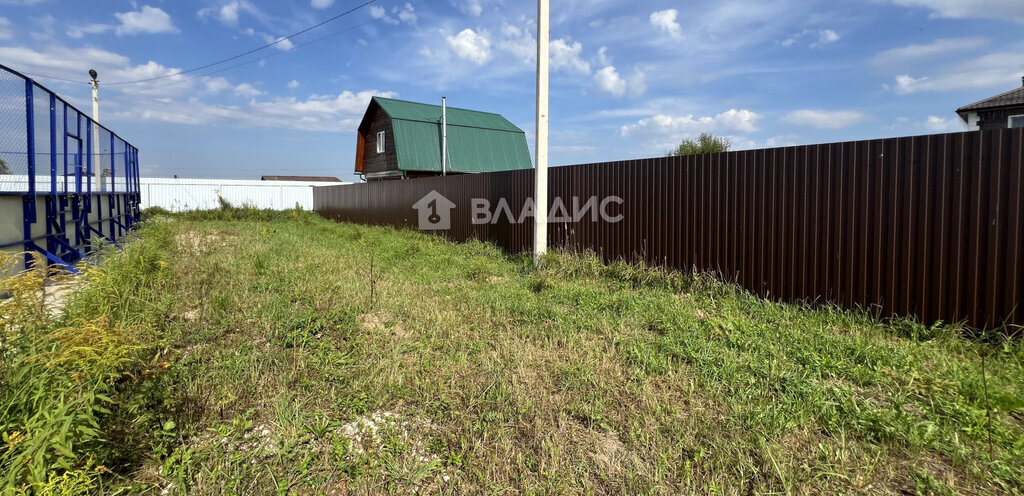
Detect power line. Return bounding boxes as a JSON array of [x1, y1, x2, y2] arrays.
[[121, 19, 380, 95], [20, 71, 88, 84], [105, 0, 379, 86]]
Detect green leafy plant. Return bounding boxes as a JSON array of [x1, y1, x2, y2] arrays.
[[667, 131, 731, 156]]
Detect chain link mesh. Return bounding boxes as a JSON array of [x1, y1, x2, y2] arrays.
[[0, 67, 138, 197], [112, 136, 122, 192], [32, 84, 51, 193], [97, 126, 111, 191], [0, 68, 28, 191]]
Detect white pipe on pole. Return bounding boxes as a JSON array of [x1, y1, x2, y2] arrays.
[[533, 0, 549, 266], [442, 96, 447, 176]]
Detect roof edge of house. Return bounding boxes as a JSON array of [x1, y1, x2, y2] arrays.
[[956, 86, 1024, 113], [371, 96, 523, 132]]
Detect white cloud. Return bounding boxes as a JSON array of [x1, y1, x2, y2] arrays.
[[550, 38, 590, 74], [781, 28, 840, 49], [110, 60, 189, 90], [369, 5, 391, 22], [594, 46, 610, 67], [458, 0, 483, 17], [446, 28, 491, 65], [628, 69, 646, 97], [594, 66, 627, 96], [396, 3, 417, 24], [813, 29, 839, 47], [714, 108, 760, 132], [766, 134, 800, 147], [781, 109, 867, 129], [311, 0, 334, 9], [885, 51, 1024, 94], [259, 33, 294, 51], [497, 23, 534, 64], [594, 66, 646, 97], [0, 44, 195, 95], [198, 1, 266, 27], [0, 44, 134, 83], [287, 79, 300, 89], [887, 74, 927, 95], [922, 115, 964, 132], [370, 3, 416, 25], [114, 5, 178, 36], [111, 89, 397, 132], [873, 37, 987, 66], [234, 83, 263, 98], [890, 0, 1024, 24], [418, 45, 432, 58], [199, 2, 239, 25], [0, 17, 14, 40], [67, 23, 112, 38], [649, 9, 683, 41], [203, 77, 232, 94], [620, 109, 763, 138]]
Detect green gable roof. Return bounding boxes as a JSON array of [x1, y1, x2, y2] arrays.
[[372, 97, 533, 174]]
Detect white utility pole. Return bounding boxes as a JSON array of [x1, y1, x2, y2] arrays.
[[89, 69, 104, 191], [533, 0, 549, 266], [442, 96, 447, 176]]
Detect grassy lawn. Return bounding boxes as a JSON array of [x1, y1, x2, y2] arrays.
[[2, 208, 1023, 494]]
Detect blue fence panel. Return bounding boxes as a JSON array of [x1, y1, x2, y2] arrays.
[[0, 63, 142, 271]]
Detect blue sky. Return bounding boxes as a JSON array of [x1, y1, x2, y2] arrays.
[[1, 0, 1022, 181]]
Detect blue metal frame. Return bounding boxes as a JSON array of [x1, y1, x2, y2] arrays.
[[1, 63, 142, 273]]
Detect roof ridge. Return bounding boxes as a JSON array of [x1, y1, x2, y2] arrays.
[[372, 96, 507, 117], [956, 85, 1024, 112]]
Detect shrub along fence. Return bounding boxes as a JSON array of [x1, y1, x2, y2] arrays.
[[315, 129, 1024, 330]]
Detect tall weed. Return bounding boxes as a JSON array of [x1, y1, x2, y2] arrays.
[[0, 222, 176, 493]]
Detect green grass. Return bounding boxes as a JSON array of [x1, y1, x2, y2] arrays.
[[3, 207, 1023, 494]]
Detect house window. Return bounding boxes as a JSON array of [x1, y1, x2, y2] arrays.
[[1010, 115, 1024, 129], [376, 131, 386, 153]]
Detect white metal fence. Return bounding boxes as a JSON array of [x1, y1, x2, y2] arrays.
[[139, 177, 349, 212]]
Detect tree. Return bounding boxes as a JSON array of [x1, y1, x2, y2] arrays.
[[0, 156, 10, 175], [667, 132, 730, 157]]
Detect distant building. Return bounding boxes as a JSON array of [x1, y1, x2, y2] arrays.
[[956, 76, 1024, 131], [261, 175, 343, 182], [354, 97, 533, 181]]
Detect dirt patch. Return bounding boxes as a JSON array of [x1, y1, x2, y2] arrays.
[[337, 411, 451, 490], [359, 313, 385, 331], [359, 313, 410, 339], [175, 231, 225, 255], [590, 429, 628, 476]]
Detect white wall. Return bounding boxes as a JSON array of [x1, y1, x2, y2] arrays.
[[0, 176, 348, 211], [1, 193, 127, 273], [139, 177, 348, 212]]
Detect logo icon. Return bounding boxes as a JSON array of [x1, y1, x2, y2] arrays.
[[412, 190, 456, 230]]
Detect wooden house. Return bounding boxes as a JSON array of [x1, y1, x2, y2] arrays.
[[354, 97, 533, 180]]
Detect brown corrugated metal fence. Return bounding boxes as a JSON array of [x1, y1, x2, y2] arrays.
[[315, 129, 1024, 329]]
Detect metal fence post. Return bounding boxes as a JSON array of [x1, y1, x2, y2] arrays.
[[109, 132, 115, 237], [22, 78, 36, 268], [46, 92, 57, 256]]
